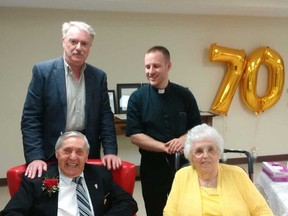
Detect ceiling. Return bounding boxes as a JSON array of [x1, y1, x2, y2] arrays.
[[1, 0, 288, 18]]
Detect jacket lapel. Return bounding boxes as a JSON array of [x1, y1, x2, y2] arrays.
[[84, 68, 94, 126], [41, 164, 59, 216], [84, 164, 105, 215], [54, 57, 67, 120]]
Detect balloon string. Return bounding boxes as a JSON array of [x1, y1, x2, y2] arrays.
[[252, 114, 260, 159], [223, 116, 227, 145]]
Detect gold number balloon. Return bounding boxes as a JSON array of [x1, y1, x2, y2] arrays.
[[241, 47, 285, 114], [209, 44, 246, 115]]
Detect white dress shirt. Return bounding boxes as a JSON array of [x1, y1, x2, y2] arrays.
[[57, 171, 94, 216]]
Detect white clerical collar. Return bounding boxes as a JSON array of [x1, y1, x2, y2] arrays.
[[158, 89, 165, 94]]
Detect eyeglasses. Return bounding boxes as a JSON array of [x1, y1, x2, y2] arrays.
[[192, 146, 219, 157]]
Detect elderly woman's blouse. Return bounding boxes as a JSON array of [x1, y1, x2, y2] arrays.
[[163, 164, 273, 216], [201, 187, 222, 215]]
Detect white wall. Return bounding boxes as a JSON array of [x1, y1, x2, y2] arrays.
[[1, 7, 288, 178]]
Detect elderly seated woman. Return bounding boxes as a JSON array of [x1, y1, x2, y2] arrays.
[[163, 123, 273, 216]]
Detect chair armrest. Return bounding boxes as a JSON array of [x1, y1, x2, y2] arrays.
[[6, 164, 26, 197]]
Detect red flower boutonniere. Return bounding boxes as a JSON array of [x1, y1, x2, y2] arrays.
[[42, 176, 59, 197]]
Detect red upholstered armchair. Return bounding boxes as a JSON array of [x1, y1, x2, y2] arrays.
[[7, 159, 136, 197], [87, 159, 136, 195]]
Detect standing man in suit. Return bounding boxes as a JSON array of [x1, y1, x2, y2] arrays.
[[21, 21, 121, 179], [1, 131, 138, 216], [126, 46, 202, 216]]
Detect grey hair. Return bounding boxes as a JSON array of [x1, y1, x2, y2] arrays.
[[62, 21, 96, 40], [184, 123, 224, 160], [55, 131, 90, 151]]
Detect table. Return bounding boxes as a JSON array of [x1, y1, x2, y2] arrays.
[[255, 171, 288, 216], [114, 111, 217, 135]]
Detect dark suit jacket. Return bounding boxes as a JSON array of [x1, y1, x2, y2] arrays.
[[0, 163, 138, 216], [21, 57, 117, 163]]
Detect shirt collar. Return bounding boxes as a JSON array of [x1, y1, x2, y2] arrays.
[[64, 59, 86, 78], [152, 81, 171, 94], [59, 168, 84, 185]]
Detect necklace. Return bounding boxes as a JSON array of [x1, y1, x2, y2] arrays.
[[199, 174, 218, 188]]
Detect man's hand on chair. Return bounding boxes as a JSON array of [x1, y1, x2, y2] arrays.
[[25, 160, 47, 179], [102, 154, 122, 170]]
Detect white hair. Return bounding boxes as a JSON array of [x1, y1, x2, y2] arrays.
[[62, 21, 96, 40], [184, 123, 224, 160], [55, 131, 90, 151]]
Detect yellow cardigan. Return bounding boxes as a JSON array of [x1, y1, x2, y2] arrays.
[[163, 164, 273, 216]]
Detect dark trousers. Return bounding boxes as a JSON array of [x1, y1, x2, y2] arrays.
[[140, 153, 176, 216]]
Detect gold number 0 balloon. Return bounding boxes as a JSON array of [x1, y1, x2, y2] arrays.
[[241, 47, 285, 114], [209, 44, 246, 115]]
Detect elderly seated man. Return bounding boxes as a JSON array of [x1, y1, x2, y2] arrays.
[[1, 131, 138, 216]]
